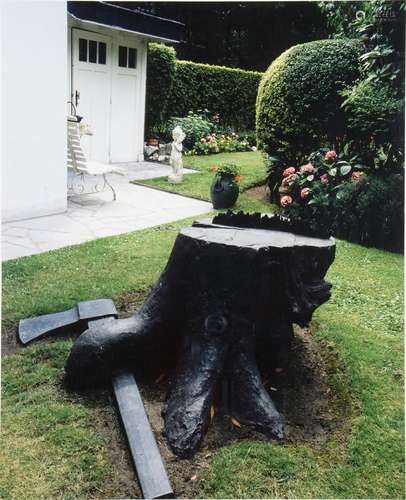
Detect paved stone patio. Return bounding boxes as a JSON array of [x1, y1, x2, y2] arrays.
[[2, 162, 211, 261]]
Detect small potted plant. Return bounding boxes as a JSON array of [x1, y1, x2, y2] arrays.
[[147, 136, 159, 147], [210, 162, 242, 209]]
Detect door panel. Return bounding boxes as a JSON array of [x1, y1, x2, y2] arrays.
[[110, 42, 139, 163], [72, 29, 111, 163]]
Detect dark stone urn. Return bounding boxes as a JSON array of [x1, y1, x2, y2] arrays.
[[210, 175, 239, 209]]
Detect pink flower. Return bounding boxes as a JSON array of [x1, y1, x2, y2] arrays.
[[351, 171, 366, 183], [282, 167, 296, 177], [282, 173, 298, 187], [300, 163, 314, 173], [280, 195, 293, 207], [325, 150, 337, 161], [300, 187, 311, 199], [320, 174, 329, 184]]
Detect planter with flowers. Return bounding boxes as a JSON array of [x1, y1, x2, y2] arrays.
[[210, 163, 242, 209], [278, 149, 364, 238]]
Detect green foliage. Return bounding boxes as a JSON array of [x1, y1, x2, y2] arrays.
[[187, 132, 253, 156], [229, 129, 257, 147], [146, 43, 262, 136], [335, 174, 404, 252], [320, 1, 405, 87], [340, 81, 404, 173], [145, 43, 177, 135], [274, 146, 403, 251], [189, 133, 220, 155], [319, 1, 405, 175], [319, 1, 369, 38], [166, 60, 262, 131], [214, 162, 241, 178], [211, 126, 257, 147], [278, 148, 358, 237], [341, 80, 403, 137], [165, 112, 212, 148], [145, 45, 262, 137], [256, 39, 362, 165]]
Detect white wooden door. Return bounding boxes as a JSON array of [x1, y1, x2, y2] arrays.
[[110, 41, 140, 162], [72, 29, 111, 163]]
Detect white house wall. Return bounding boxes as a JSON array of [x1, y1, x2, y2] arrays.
[[2, 1, 67, 222], [68, 17, 148, 163]]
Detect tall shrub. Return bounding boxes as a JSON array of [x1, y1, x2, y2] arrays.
[[320, 1, 404, 88], [145, 43, 177, 136], [340, 80, 404, 172], [256, 39, 362, 165], [320, 1, 405, 174], [335, 174, 404, 252], [166, 61, 262, 131]]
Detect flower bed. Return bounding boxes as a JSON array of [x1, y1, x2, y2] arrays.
[[186, 132, 255, 156], [150, 111, 257, 157], [277, 149, 357, 235], [275, 147, 403, 250]]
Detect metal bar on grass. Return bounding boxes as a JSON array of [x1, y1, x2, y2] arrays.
[[112, 371, 174, 500]]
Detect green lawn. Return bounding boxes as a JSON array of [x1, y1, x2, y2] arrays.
[[1, 152, 404, 498], [135, 151, 268, 210]]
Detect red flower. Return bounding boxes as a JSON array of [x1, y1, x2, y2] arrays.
[[320, 174, 329, 184], [325, 150, 337, 161], [280, 195, 293, 207], [300, 163, 314, 173], [300, 187, 311, 199], [282, 167, 296, 177]]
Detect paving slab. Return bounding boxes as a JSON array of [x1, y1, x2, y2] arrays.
[[118, 160, 198, 181], [2, 162, 211, 261]]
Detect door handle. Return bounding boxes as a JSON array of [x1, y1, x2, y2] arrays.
[[75, 90, 80, 107]]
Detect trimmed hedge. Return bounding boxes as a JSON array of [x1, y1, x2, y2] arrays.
[[166, 60, 262, 131], [256, 39, 362, 163], [145, 43, 177, 134], [145, 44, 263, 135]]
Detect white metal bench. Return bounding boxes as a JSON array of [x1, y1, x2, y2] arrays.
[[67, 116, 124, 200]]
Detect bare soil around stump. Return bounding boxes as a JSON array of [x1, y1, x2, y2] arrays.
[[244, 183, 270, 205], [2, 319, 350, 499], [81, 325, 351, 498]]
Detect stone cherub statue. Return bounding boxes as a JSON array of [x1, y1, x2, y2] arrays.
[[168, 126, 185, 184]]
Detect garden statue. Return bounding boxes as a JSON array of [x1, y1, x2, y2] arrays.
[[168, 126, 185, 184]]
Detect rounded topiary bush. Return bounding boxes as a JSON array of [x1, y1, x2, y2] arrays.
[[256, 39, 362, 164]]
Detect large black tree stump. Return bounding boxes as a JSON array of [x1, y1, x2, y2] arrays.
[[65, 215, 335, 457]]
